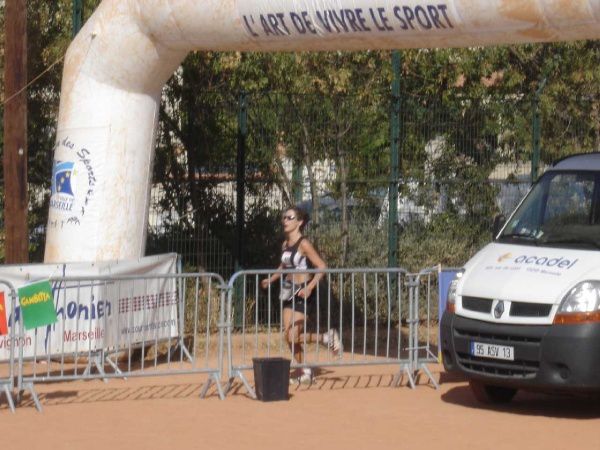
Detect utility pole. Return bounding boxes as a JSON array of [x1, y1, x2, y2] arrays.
[[4, 0, 29, 263]]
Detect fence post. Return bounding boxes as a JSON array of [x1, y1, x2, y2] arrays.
[[531, 78, 546, 183], [388, 50, 402, 268], [410, 271, 440, 389], [234, 91, 248, 327], [72, 0, 83, 37]]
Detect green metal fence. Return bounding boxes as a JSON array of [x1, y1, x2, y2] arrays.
[[19, 87, 600, 272], [143, 88, 599, 275]]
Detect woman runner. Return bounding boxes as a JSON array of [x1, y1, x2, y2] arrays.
[[261, 206, 342, 384]]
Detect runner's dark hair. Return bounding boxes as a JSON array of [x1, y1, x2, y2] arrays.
[[285, 206, 310, 232]]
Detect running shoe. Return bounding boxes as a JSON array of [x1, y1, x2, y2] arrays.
[[298, 369, 313, 385], [290, 368, 313, 385], [327, 328, 343, 358]]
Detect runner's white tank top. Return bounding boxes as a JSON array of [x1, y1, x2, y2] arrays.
[[281, 237, 308, 270]]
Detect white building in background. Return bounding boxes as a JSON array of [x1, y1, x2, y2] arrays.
[[147, 155, 338, 231], [488, 162, 532, 216]]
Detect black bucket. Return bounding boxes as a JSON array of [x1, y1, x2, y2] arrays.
[[252, 357, 291, 402]]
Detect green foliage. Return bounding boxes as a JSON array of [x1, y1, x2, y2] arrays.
[[314, 211, 488, 273], [398, 214, 491, 271], [307, 211, 489, 325], [313, 213, 387, 268]]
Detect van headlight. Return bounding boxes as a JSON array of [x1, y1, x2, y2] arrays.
[[554, 281, 600, 324], [446, 272, 463, 313]]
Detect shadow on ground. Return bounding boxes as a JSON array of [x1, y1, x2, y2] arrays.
[[227, 366, 440, 399], [441, 384, 600, 419], [9, 365, 451, 410], [15, 382, 211, 410]]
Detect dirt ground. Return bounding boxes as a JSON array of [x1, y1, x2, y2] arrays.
[[1, 363, 600, 450]]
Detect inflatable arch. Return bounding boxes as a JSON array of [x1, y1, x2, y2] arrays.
[[45, 0, 600, 262]]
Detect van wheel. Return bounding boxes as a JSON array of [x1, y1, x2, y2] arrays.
[[469, 380, 517, 404]]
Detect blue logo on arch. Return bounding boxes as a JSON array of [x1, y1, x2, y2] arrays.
[[51, 161, 75, 196]]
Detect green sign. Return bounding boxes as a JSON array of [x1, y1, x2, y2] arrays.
[[18, 280, 57, 330]]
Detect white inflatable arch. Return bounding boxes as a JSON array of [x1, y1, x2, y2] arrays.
[[45, 0, 600, 262]]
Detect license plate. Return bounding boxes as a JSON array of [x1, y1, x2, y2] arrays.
[[471, 341, 514, 361]]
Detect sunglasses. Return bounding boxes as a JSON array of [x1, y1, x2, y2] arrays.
[[282, 215, 297, 221]]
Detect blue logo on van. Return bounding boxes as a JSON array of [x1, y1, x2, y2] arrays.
[[513, 255, 578, 270]]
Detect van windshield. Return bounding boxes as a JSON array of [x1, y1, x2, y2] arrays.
[[498, 171, 600, 249]]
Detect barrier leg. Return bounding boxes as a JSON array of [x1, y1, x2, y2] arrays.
[[165, 335, 194, 364], [3, 385, 15, 413], [225, 370, 256, 399], [200, 372, 225, 400], [392, 364, 415, 389], [20, 382, 42, 412], [224, 378, 233, 395], [415, 362, 439, 389], [83, 352, 108, 382], [104, 354, 123, 376], [182, 341, 194, 362]]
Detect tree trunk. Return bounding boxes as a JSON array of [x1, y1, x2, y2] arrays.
[[4, 0, 28, 263]]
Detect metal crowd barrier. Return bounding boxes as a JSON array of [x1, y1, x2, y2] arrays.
[[10, 272, 227, 411], [224, 268, 418, 398], [0, 282, 17, 413], [410, 267, 441, 389], [0, 266, 448, 412]]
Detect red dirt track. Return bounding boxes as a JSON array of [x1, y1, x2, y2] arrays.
[[2, 364, 600, 449]]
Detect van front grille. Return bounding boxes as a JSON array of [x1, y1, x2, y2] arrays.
[[462, 296, 492, 313], [454, 328, 542, 344], [461, 297, 553, 318], [510, 302, 552, 317], [456, 352, 539, 378]]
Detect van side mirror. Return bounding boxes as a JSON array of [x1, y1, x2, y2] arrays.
[[492, 214, 506, 238]]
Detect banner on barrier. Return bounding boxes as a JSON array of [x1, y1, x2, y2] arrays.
[[18, 280, 58, 330], [0, 253, 179, 360]]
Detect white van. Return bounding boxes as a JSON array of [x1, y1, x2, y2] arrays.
[[440, 153, 600, 403]]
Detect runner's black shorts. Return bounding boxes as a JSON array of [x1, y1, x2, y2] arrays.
[[282, 292, 316, 315]]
